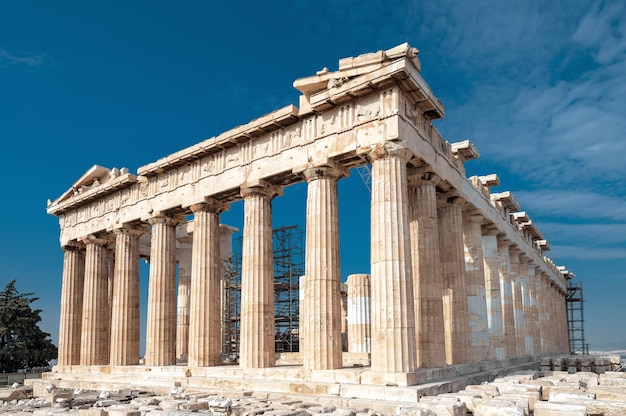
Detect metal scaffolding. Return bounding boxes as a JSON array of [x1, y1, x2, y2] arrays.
[[567, 275, 588, 355], [221, 224, 304, 363]]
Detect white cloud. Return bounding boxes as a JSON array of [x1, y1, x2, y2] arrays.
[[0, 49, 46, 67], [515, 190, 626, 222], [549, 244, 626, 260]]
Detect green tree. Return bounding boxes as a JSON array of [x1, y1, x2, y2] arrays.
[[0, 280, 57, 372]]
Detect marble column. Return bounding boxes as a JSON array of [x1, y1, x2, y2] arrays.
[[58, 243, 85, 366], [239, 183, 280, 368], [528, 265, 541, 355], [482, 227, 504, 359], [340, 284, 348, 352], [369, 144, 417, 373], [509, 247, 525, 356], [407, 171, 446, 368], [438, 194, 469, 365], [347, 273, 371, 353], [462, 211, 490, 362], [110, 226, 143, 366], [80, 236, 110, 366], [497, 238, 515, 358], [519, 256, 534, 356], [176, 236, 192, 362], [188, 200, 227, 367], [536, 268, 549, 354], [302, 165, 346, 370], [145, 215, 178, 366]]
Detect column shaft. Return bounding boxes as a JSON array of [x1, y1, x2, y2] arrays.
[[58, 244, 85, 366], [176, 240, 191, 362], [520, 257, 534, 356], [347, 274, 371, 353], [369, 145, 417, 373], [482, 230, 504, 359], [509, 248, 525, 357], [110, 227, 142, 366], [462, 213, 490, 362], [408, 174, 446, 368], [239, 184, 279, 368], [188, 201, 226, 367], [145, 215, 178, 366], [80, 237, 110, 366], [302, 166, 345, 370], [497, 239, 515, 358], [438, 196, 469, 365], [529, 265, 541, 355]]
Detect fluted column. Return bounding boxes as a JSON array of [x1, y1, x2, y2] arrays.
[[497, 238, 515, 358], [482, 227, 504, 359], [408, 171, 446, 368], [509, 247, 525, 356], [80, 236, 110, 366], [58, 243, 85, 366], [537, 269, 549, 354], [176, 236, 192, 362], [239, 183, 280, 368], [519, 256, 534, 356], [302, 165, 346, 370], [188, 200, 228, 367], [462, 212, 490, 362], [528, 265, 541, 355], [347, 274, 371, 353], [369, 144, 417, 373], [110, 226, 143, 366], [438, 194, 469, 365], [145, 215, 178, 366]]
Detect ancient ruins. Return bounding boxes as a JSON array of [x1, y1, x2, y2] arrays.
[[46, 44, 575, 398]]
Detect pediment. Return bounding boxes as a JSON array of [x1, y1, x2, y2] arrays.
[[48, 164, 136, 214]]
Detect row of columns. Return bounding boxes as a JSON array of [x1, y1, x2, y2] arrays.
[[58, 142, 569, 373]]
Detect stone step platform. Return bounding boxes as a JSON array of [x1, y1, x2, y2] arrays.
[[26, 356, 538, 411]]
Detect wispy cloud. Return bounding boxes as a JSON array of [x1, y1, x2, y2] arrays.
[[515, 189, 626, 222], [550, 244, 626, 260], [0, 49, 46, 67]]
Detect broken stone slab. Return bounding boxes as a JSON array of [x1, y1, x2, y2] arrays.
[[463, 384, 499, 398], [534, 401, 586, 416], [589, 385, 626, 401], [0, 388, 28, 402], [499, 391, 540, 412], [396, 400, 466, 416], [550, 397, 626, 416], [107, 409, 141, 416], [548, 390, 595, 401], [422, 393, 480, 412], [472, 401, 524, 416]]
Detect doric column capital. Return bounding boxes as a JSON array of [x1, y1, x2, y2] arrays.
[[481, 223, 502, 237], [509, 246, 522, 256], [436, 191, 465, 209], [79, 234, 109, 246], [62, 241, 85, 252], [462, 209, 484, 224], [147, 214, 181, 227], [190, 197, 229, 215], [111, 225, 145, 237], [240, 180, 283, 199], [302, 164, 349, 183], [407, 167, 441, 186], [368, 142, 413, 163], [496, 237, 512, 248]]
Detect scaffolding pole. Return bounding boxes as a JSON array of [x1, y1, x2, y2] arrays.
[[567, 276, 588, 355]]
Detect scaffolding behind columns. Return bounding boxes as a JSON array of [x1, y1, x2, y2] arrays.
[[221, 225, 304, 363], [566, 272, 588, 355]]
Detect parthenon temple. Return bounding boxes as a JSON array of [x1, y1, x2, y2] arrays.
[[46, 43, 574, 395]]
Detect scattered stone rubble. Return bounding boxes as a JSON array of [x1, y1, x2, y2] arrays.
[[1, 356, 625, 416]]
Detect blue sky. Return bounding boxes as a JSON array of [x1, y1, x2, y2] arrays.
[[1, 1, 624, 352]]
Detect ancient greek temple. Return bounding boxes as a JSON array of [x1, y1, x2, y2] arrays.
[[46, 44, 572, 393]]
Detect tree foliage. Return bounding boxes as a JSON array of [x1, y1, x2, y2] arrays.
[[0, 280, 57, 372]]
